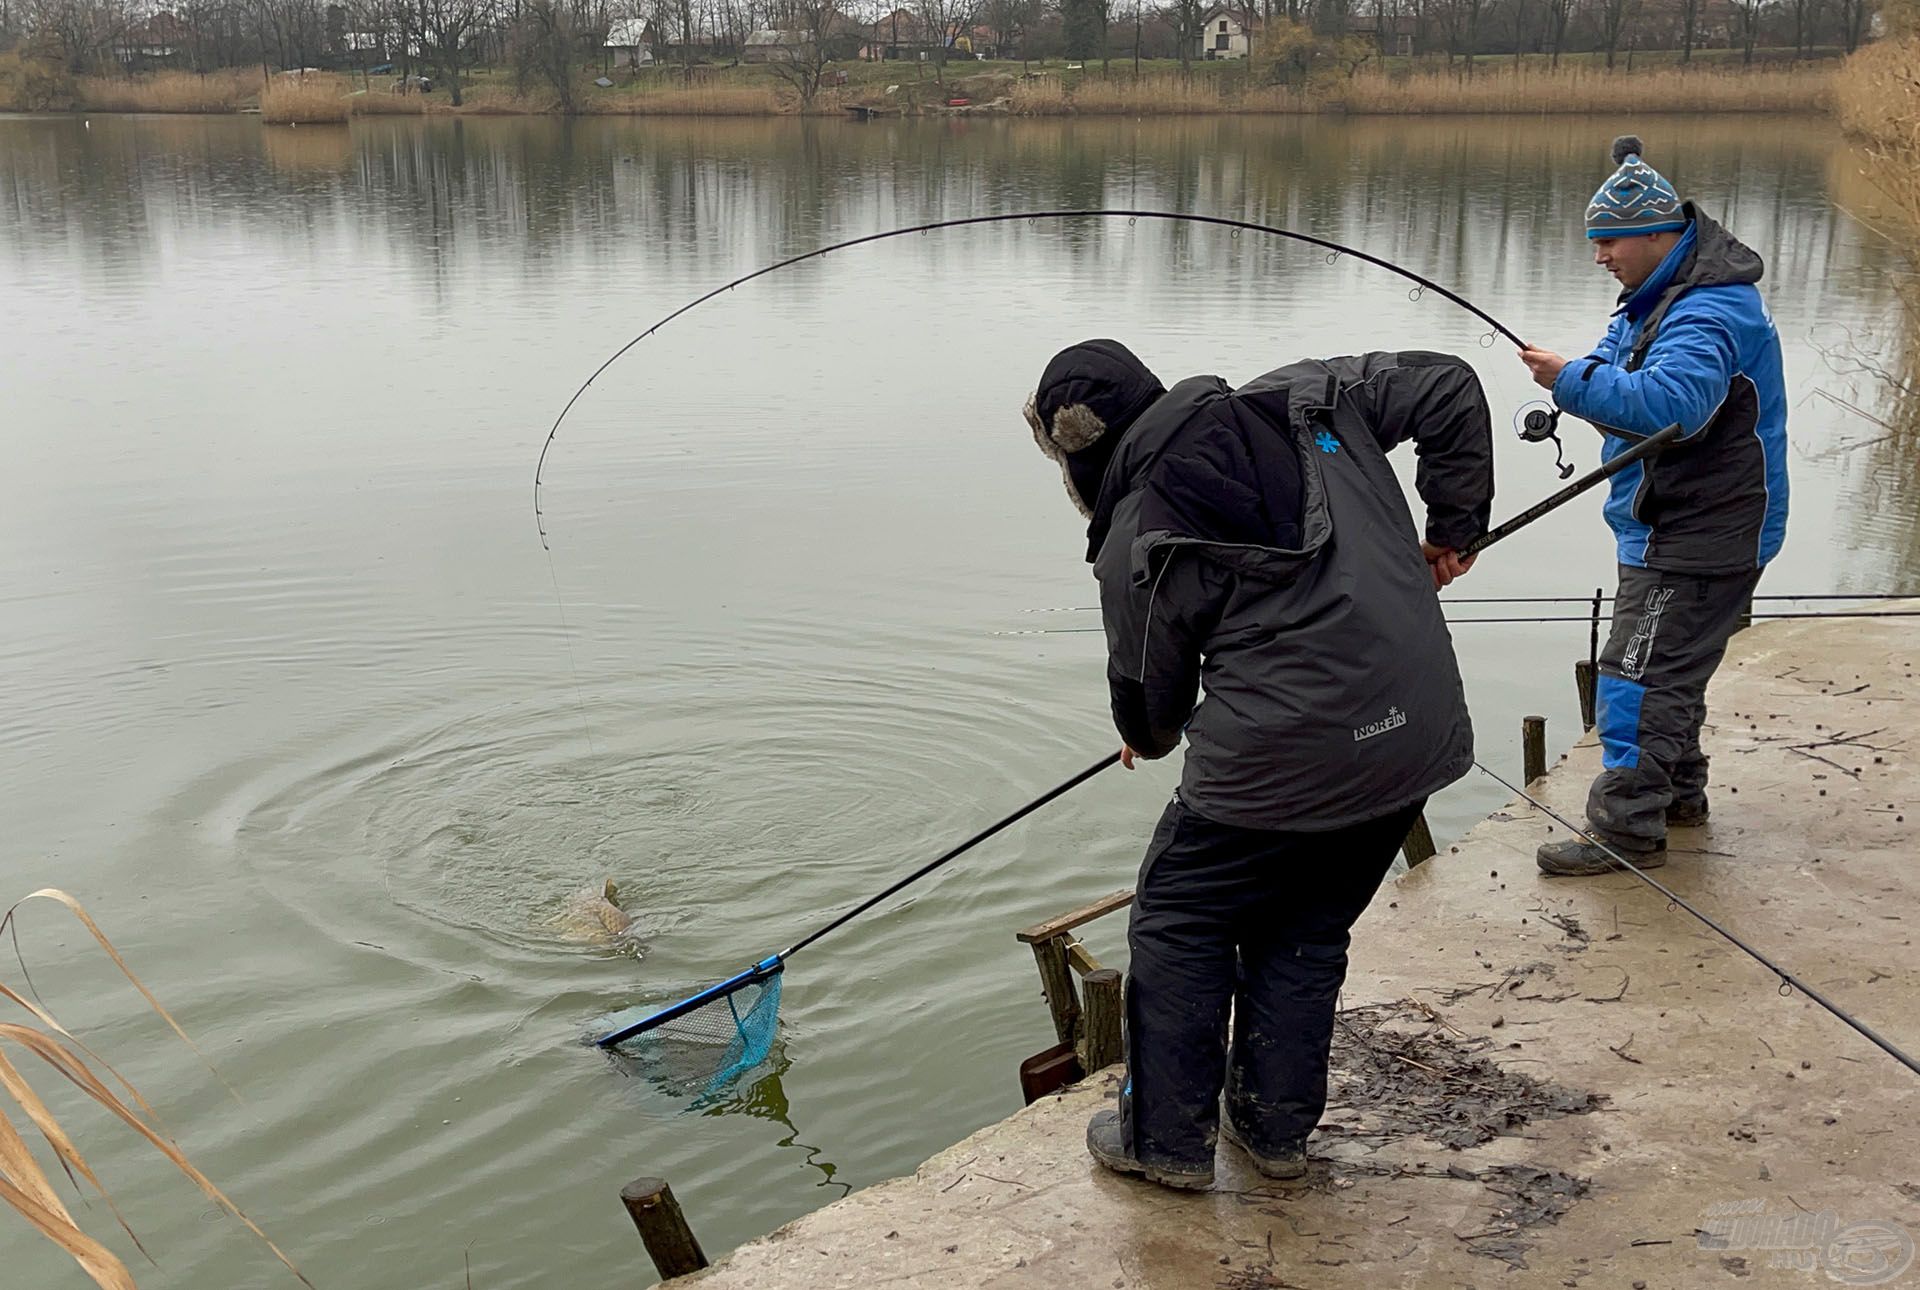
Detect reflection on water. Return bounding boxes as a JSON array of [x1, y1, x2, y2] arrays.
[[0, 111, 1913, 1288]]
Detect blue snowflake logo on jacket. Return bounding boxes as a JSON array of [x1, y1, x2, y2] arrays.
[[1315, 431, 1340, 455]]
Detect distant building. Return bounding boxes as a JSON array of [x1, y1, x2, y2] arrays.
[[605, 17, 654, 67], [744, 28, 809, 62], [863, 7, 942, 60], [1196, 6, 1260, 60], [1349, 12, 1416, 56]]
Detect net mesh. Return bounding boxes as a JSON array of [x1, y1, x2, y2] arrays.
[[613, 971, 784, 1099]]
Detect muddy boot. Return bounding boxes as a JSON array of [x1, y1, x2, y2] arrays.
[[1220, 1116, 1307, 1180], [1666, 797, 1710, 828], [1084, 1109, 1213, 1190], [1536, 835, 1667, 876]]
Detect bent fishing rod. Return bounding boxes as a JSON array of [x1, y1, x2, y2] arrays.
[[1475, 763, 1920, 1079], [535, 209, 1547, 549]]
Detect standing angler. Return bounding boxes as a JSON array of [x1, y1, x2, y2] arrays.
[[1023, 340, 1493, 1189], [1519, 136, 1788, 877]]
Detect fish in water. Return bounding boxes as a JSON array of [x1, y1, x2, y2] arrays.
[[553, 878, 639, 947]]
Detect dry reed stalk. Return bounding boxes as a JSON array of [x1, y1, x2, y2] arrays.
[[349, 87, 432, 115], [591, 82, 785, 115], [260, 73, 350, 125], [0, 889, 309, 1289], [75, 69, 255, 113], [1333, 63, 1831, 114]]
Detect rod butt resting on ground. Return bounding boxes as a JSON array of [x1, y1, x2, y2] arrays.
[[1575, 659, 1598, 732], [1401, 813, 1438, 866], [621, 1177, 708, 1280]]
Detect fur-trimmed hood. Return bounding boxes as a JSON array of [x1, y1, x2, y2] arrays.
[[1025, 339, 1167, 518]]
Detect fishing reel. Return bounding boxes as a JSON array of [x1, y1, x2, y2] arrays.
[[1516, 401, 1575, 480]]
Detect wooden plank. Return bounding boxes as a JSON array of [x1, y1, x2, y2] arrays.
[[1078, 968, 1124, 1073], [1065, 939, 1105, 976], [1018, 1042, 1082, 1105], [1030, 936, 1081, 1047], [1523, 714, 1548, 784], [1016, 888, 1135, 944], [620, 1177, 708, 1280]]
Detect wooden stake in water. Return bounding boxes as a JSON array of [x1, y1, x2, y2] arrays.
[[621, 1177, 708, 1280]]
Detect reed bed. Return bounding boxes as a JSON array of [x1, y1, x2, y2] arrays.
[[348, 87, 432, 115], [1013, 61, 1830, 116], [1833, 39, 1920, 422], [1334, 62, 1831, 113], [73, 68, 256, 113], [0, 890, 308, 1289], [588, 81, 786, 115], [259, 72, 350, 125]]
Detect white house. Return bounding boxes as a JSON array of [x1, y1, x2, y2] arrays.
[[1196, 6, 1258, 59], [605, 17, 655, 66]]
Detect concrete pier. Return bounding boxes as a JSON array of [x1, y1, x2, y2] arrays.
[[669, 612, 1920, 1289]]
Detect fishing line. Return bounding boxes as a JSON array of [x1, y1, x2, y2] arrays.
[[995, 608, 1920, 635], [531, 208, 1538, 549], [1473, 762, 1920, 1079], [1026, 593, 1920, 612]]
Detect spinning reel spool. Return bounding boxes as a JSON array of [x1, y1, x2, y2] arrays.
[[1517, 401, 1575, 480]]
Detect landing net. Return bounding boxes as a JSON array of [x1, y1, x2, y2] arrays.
[[606, 968, 784, 1098]]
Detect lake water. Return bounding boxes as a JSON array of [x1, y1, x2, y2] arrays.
[[0, 110, 1911, 1288]]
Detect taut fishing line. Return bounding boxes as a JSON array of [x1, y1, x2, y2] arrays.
[[1474, 763, 1920, 1079]]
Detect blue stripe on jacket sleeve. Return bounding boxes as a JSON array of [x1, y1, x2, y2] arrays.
[[1597, 674, 1648, 770]]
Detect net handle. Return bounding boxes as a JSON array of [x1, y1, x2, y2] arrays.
[[779, 751, 1122, 961]]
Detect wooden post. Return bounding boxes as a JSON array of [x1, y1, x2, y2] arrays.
[[1523, 714, 1547, 785], [1401, 813, 1437, 867], [1575, 659, 1597, 732], [1029, 935, 1081, 1047], [1078, 968, 1124, 1073], [620, 1177, 708, 1281]]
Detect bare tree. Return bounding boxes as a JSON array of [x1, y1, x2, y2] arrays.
[[981, 0, 1034, 61], [910, 0, 977, 82], [1730, 0, 1764, 63], [413, 0, 488, 101], [24, 0, 128, 71], [760, 0, 851, 104], [1677, 0, 1698, 62], [1167, 0, 1205, 71], [1594, 0, 1638, 68], [1784, 0, 1820, 55], [510, 0, 582, 108], [1540, 0, 1569, 63], [1833, 0, 1868, 49]]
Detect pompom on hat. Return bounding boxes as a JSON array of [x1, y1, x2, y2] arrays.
[[1585, 135, 1687, 240]]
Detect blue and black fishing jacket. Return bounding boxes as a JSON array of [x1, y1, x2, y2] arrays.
[[1552, 204, 1788, 574]]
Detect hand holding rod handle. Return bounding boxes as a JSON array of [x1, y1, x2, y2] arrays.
[[1461, 424, 1684, 560]]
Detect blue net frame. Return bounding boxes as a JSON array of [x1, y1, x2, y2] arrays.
[[609, 968, 784, 1098]]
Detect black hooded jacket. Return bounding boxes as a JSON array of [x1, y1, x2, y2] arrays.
[[1088, 352, 1494, 830]]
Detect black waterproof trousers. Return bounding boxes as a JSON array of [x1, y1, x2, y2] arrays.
[[1118, 794, 1423, 1173], [1588, 564, 1764, 849]]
